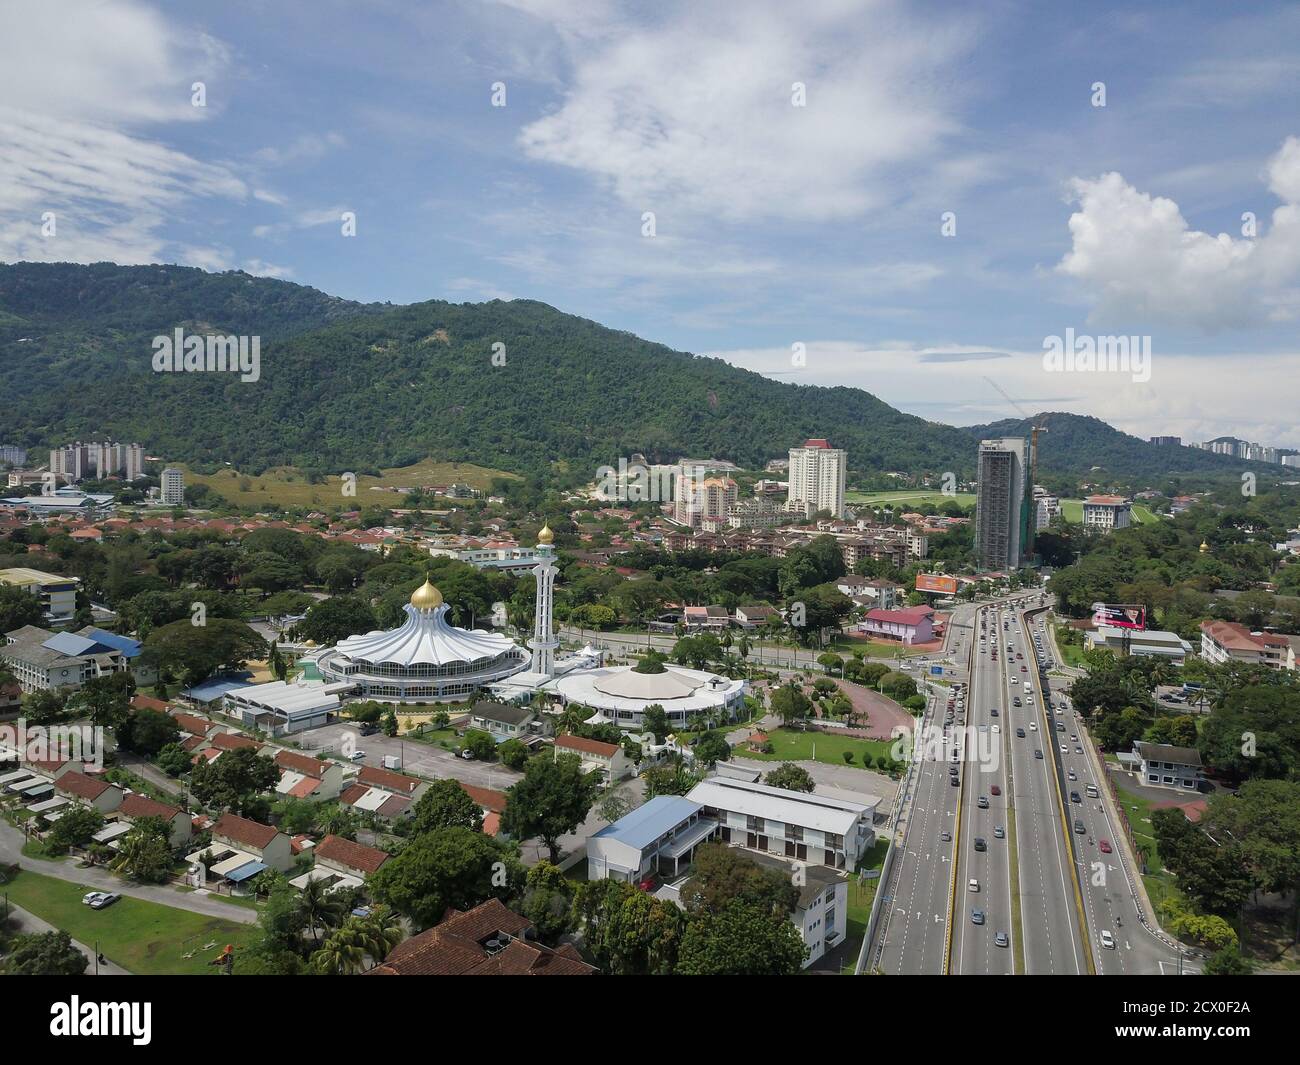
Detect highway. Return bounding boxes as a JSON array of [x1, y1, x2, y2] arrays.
[[1020, 608, 1187, 975]]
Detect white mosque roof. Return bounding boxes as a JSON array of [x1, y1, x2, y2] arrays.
[[333, 603, 523, 668], [593, 667, 699, 700], [549, 664, 744, 714]]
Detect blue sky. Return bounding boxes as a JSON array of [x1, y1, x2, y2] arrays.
[[3, 0, 1300, 448]]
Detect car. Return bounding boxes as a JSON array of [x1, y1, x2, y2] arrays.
[[1034, 749, 1044, 759], [1029, 721, 1037, 731], [1060, 743, 1068, 753], [1070, 791, 1082, 803], [1016, 728, 1025, 737], [350, 750, 367, 762], [1021, 665, 1028, 672], [358, 723, 379, 736], [1075, 746, 1083, 754], [950, 775, 960, 786], [1099, 930, 1115, 949], [990, 707, 998, 717], [1056, 722, 1065, 732], [637, 877, 655, 892], [977, 796, 989, 808], [459, 748, 474, 760], [1099, 838, 1112, 853], [89, 892, 121, 910], [1073, 819, 1085, 834], [941, 831, 952, 842], [994, 825, 1005, 839], [971, 908, 985, 924], [968, 878, 980, 892], [974, 837, 986, 851], [991, 724, 1000, 733], [82, 891, 105, 906], [1016, 653, 1023, 660], [990, 784, 1001, 796], [995, 931, 1009, 948], [1070, 733, 1078, 741], [1067, 769, 1077, 781], [1012, 697, 1022, 707]]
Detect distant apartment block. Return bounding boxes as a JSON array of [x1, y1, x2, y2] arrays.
[[1148, 436, 1181, 447], [49, 440, 145, 483], [1199, 620, 1296, 671], [786, 439, 846, 519], [0, 567, 80, 626], [0, 445, 27, 466], [974, 438, 1028, 570], [160, 467, 185, 505]]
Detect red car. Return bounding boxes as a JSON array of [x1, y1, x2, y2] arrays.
[[1098, 839, 1112, 854], [638, 877, 655, 892], [990, 784, 1001, 796], [1021, 665, 1028, 672]]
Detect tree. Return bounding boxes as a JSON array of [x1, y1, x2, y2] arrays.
[[110, 816, 175, 882], [642, 758, 700, 799], [693, 730, 731, 766], [297, 596, 378, 645], [641, 704, 671, 743], [501, 754, 599, 863], [764, 764, 815, 792], [156, 742, 191, 777], [498, 738, 528, 770], [878, 671, 917, 701], [572, 879, 684, 975], [0, 583, 44, 635], [190, 747, 278, 815], [368, 826, 523, 929], [1203, 943, 1253, 975], [143, 618, 266, 685], [45, 805, 104, 853], [770, 683, 812, 728], [77, 671, 135, 730], [0, 930, 87, 975], [460, 729, 497, 760], [296, 876, 347, 945], [410, 778, 484, 834], [117, 707, 180, 756], [519, 861, 574, 943], [675, 901, 808, 975], [680, 843, 798, 917]]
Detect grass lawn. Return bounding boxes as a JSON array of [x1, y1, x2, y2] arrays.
[[1049, 622, 1091, 669], [844, 490, 976, 509], [1111, 788, 1184, 913], [840, 838, 889, 974], [2, 870, 257, 975], [181, 458, 518, 510], [740, 727, 893, 769]]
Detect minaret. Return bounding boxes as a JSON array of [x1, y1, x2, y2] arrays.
[[530, 523, 559, 676]]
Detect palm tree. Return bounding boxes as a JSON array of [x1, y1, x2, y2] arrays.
[[312, 922, 369, 974], [736, 633, 751, 676], [297, 878, 346, 945], [357, 906, 404, 961]]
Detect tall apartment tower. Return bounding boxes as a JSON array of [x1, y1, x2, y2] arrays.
[[975, 438, 1028, 570], [786, 438, 846, 518], [124, 443, 145, 481], [160, 467, 185, 505]]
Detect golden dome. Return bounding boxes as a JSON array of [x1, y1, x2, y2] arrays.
[[303, 639, 317, 648], [410, 578, 444, 610], [1199, 540, 1210, 553], [538, 523, 554, 545]]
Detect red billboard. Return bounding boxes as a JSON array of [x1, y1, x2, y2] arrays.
[[1092, 603, 1146, 630], [916, 574, 958, 595]]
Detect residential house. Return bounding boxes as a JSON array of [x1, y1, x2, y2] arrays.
[[54, 770, 124, 814], [469, 701, 549, 745], [200, 812, 294, 875], [554, 733, 632, 786], [858, 605, 935, 646], [365, 898, 597, 975], [1132, 741, 1204, 792], [119, 792, 192, 849], [1199, 620, 1295, 671], [273, 749, 345, 802]]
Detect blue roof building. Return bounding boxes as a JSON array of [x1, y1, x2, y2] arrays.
[[586, 794, 718, 885]]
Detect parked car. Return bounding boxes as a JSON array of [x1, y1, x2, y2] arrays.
[[82, 891, 105, 906], [89, 893, 121, 910]]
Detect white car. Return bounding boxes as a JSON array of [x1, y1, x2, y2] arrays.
[[968, 878, 980, 893], [1029, 722, 1037, 731], [1100, 930, 1116, 949], [991, 724, 1000, 733], [82, 891, 105, 906], [1060, 744, 1068, 752]]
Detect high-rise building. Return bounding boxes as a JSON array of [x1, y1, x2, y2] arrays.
[[0, 445, 27, 466], [975, 438, 1028, 570], [160, 467, 185, 505], [124, 443, 145, 481], [1032, 485, 1061, 530], [786, 438, 846, 519], [1148, 436, 1181, 447], [49, 440, 145, 482]]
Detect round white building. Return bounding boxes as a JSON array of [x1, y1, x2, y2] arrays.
[[548, 663, 746, 730], [317, 579, 528, 702]]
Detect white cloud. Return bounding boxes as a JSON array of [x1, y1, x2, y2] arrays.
[[1056, 137, 1300, 330], [514, 0, 978, 223]]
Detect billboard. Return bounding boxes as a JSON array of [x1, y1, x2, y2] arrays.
[[1092, 603, 1146, 630], [916, 574, 958, 595]]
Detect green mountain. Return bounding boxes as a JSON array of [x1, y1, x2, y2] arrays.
[[0, 262, 1267, 484]]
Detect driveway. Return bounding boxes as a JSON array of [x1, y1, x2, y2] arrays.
[[297, 722, 524, 792], [0, 821, 256, 925]]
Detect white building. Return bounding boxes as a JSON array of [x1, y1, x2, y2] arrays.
[[0, 568, 80, 626], [786, 439, 846, 519], [685, 776, 877, 870], [1082, 495, 1132, 533], [160, 467, 185, 505], [1086, 625, 1192, 664], [586, 795, 719, 883], [1132, 741, 1203, 792], [1199, 620, 1295, 671]]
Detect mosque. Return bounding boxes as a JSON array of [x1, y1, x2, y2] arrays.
[[314, 522, 745, 728]]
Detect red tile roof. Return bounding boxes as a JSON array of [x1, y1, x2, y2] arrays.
[[211, 732, 262, 752], [119, 793, 182, 821], [555, 734, 620, 758], [339, 783, 368, 807], [170, 712, 213, 738], [458, 781, 508, 813], [366, 899, 595, 976], [212, 812, 280, 850], [55, 771, 115, 801], [314, 834, 390, 875], [274, 749, 332, 777], [358, 765, 421, 795], [130, 694, 170, 714]]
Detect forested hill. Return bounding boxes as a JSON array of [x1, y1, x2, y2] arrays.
[[963, 413, 1273, 478], [0, 262, 1263, 483]]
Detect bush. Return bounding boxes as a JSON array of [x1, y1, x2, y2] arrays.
[[461, 729, 497, 761], [499, 738, 528, 770]]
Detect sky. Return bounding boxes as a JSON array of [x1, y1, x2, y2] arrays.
[[3, 0, 1300, 449]]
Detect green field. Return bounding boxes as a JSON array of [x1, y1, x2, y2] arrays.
[[2, 870, 257, 975], [183, 458, 518, 509], [1059, 499, 1163, 524], [1111, 789, 1184, 912], [741, 727, 894, 768], [845, 489, 976, 508]]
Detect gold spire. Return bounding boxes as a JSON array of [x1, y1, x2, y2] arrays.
[[538, 522, 554, 545], [411, 577, 444, 610]]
